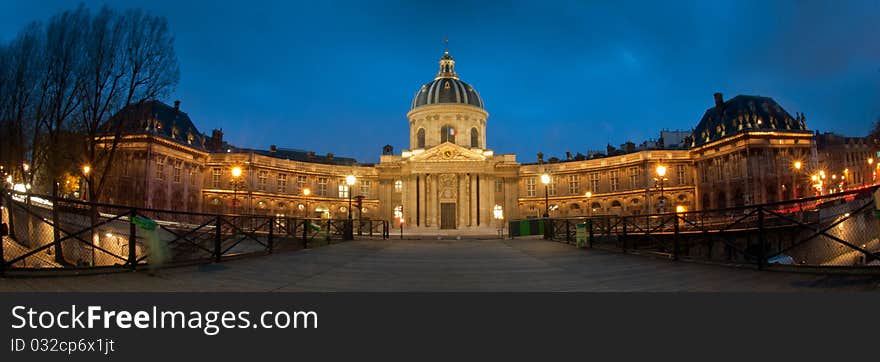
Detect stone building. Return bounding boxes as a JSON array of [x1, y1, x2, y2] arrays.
[[814, 132, 876, 190], [96, 51, 845, 235]]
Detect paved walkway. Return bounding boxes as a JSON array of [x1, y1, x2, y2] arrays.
[[2, 239, 879, 291]]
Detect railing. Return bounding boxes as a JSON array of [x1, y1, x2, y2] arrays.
[[517, 186, 880, 272], [0, 190, 390, 274]]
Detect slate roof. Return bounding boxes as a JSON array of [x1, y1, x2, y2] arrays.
[[101, 100, 206, 150], [691, 95, 809, 147]]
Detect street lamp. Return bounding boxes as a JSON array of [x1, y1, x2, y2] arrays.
[[654, 164, 668, 213], [302, 187, 311, 217], [231, 166, 242, 213], [792, 161, 802, 198], [345, 175, 356, 240], [540, 173, 551, 218], [869, 158, 875, 184], [81, 164, 91, 201], [584, 191, 593, 217]]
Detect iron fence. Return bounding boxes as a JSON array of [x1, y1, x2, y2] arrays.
[[0, 190, 390, 273], [524, 185, 880, 272]]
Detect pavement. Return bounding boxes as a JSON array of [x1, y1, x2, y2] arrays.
[[2, 238, 879, 292]]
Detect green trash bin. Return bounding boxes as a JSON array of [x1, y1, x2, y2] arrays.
[[575, 223, 587, 247]]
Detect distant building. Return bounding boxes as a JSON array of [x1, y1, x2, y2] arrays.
[[97, 54, 827, 233]]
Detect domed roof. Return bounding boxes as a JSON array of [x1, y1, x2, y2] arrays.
[[411, 51, 484, 110], [691, 93, 809, 148]]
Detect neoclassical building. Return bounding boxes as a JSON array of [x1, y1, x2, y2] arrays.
[[96, 51, 852, 234]]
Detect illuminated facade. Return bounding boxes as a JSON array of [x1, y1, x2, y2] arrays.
[[99, 52, 842, 234]]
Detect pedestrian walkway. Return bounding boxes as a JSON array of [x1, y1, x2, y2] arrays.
[[2, 239, 878, 291]]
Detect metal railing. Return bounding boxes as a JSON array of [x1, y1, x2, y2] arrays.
[[0, 190, 390, 274], [519, 185, 880, 272]]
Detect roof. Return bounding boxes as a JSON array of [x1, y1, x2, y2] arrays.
[[237, 147, 360, 166], [691, 94, 809, 148], [101, 100, 206, 150], [411, 52, 484, 110]]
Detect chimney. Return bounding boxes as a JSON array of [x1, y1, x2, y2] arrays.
[[326, 152, 334, 162], [307, 151, 316, 160], [566, 151, 572, 161], [537, 152, 544, 164], [382, 144, 394, 155], [174, 100, 181, 111], [713, 93, 723, 109], [270, 144, 277, 155], [209, 129, 223, 151]]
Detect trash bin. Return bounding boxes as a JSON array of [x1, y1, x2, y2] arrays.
[[575, 223, 587, 247]]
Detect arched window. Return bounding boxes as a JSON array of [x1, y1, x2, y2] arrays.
[[417, 128, 425, 148], [470, 127, 479, 148], [440, 125, 455, 143]]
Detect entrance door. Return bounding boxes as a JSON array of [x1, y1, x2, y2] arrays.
[[440, 203, 456, 229]]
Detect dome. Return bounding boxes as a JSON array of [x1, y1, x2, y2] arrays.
[[411, 51, 484, 110], [691, 93, 808, 148]]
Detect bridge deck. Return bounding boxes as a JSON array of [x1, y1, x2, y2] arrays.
[[1, 239, 878, 292]]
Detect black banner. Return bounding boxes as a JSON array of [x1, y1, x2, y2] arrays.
[[1, 293, 878, 361]]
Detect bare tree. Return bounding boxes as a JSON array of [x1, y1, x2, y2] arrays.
[[78, 7, 180, 205]]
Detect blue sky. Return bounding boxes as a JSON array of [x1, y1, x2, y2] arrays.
[[2, 0, 879, 163]]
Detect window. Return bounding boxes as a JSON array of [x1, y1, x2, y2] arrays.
[[297, 175, 307, 193], [526, 177, 536, 197], [568, 175, 579, 194], [700, 163, 708, 183], [212, 168, 221, 188], [417, 128, 425, 148], [610, 170, 619, 192], [317, 177, 328, 196], [676, 165, 687, 185], [495, 179, 503, 192], [394, 180, 403, 193], [360, 180, 371, 198], [440, 125, 455, 143], [258, 170, 268, 191], [548, 177, 557, 196], [156, 157, 166, 180], [173, 161, 182, 183], [628, 167, 640, 189], [189, 168, 197, 186], [589, 172, 600, 193], [470, 127, 479, 148], [277, 173, 287, 193], [338, 179, 350, 198]]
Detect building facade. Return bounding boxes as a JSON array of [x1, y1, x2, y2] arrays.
[[96, 51, 873, 234]]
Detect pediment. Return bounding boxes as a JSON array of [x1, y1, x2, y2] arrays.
[[409, 142, 487, 162]]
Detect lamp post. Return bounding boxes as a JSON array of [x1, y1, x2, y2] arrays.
[[345, 175, 356, 240], [540, 173, 550, 218], [869, 158, 874, 185], [231, 166, 242, 214], [302, 187, 311, 218], [654, 164, 668, 213], [82, 165, 91, 202], [585, 191, 593, 217], [793, 161, 802, 198]]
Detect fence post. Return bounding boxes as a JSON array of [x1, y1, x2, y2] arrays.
[[5, 193, 15, 240], [621, 217, 628, 252], [673, 215, 680, 261], [588, 219, 594, 248], [565, 220, 571, 244], [267, 216, 274, 254], [326, 220, 331, 243], [125, 209, 137, 270], [302, 219, 309, 249], [757, 206, 765, 270], [214, 215, 222, 263]]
